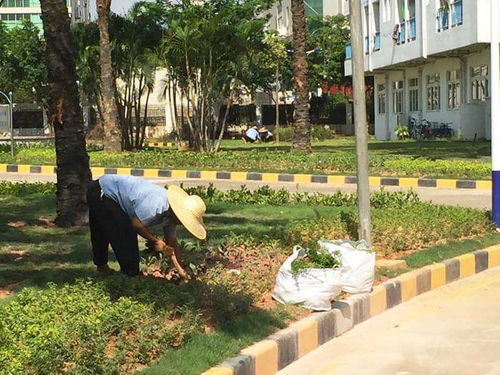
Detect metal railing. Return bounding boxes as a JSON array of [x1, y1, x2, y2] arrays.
[[364, 36, 369, 54], [397, 21, 406, 44]]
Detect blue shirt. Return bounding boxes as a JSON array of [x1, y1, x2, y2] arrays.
[[245, 127, 260, 141], [99, 175, 172, 230]]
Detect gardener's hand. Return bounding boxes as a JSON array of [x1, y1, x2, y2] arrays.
[[153, 239, 168, 253]]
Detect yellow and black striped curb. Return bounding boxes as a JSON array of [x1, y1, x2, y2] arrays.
[[201, 245, 500, 375], [145, 142, 175, 148], [0, 163, 491, 190]]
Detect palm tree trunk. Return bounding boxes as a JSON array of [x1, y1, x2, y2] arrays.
[[291, 0, 312, 152], [40, 0, 91, 227], [97, 0, 122, 152]]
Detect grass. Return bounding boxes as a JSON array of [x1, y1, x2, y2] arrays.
[[0, 137, 492, 179], [1, 193, 498, 374]]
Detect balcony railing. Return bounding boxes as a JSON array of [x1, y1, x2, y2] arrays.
[[345, 43, 352, 59], [451, 0, 463, 26], [437, 7, 449, 31], [364, 36, 369, 54], [397, 21, 406, 44], [373, 32, 381, 51], [408, 17, 416, 40]]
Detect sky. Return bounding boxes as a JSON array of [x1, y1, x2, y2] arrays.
[[89, 0, 151, 18]]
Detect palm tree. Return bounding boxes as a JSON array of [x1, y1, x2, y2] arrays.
[[39, 0, 91, 226], [96, 0, 122, 152], [291, 0, 312, 152]]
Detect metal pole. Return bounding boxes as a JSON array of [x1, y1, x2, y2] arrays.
[[491, 0, 500, 226], [9, 92, 14, 157], [349, 0, 372, 243], [275, 65, 280, 143]]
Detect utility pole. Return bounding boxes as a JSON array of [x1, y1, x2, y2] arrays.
[[349, 0, 372, 243], [275, 65, 280, 143], [491, 0, 500, 227]]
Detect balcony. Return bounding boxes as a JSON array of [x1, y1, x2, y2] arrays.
[[451, 0, 463, 26], [373, 32, 381, 51], [345, 43, 352, 60], [437, 7, 449, 31]]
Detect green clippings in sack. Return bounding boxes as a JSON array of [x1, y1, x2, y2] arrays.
[[291, 247, 342, 275]]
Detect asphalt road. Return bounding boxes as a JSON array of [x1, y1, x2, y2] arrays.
[[278, 267, 500, 375], [0, 172, 491, 210]]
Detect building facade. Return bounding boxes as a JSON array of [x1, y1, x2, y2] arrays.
[[0, 0, 90, 30], [266, 0, 349, 37], [345, 0, 494, 140]]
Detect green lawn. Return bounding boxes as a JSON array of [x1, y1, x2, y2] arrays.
[[0, 137, 492, 179], [1, 192, 498, 374]]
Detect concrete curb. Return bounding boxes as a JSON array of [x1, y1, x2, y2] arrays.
[[0, 163, 491, 190], [201, 245, 500, 375]]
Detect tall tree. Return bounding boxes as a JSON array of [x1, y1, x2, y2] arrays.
[[39, 0, 91, 226], [290, 0, 311, 152], [96, 0, 122, 151]]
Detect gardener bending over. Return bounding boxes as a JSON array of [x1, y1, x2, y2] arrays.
[[242, 126, 261, 143], [86, 175, 206, 278]]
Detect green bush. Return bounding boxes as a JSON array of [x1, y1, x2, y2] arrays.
[[382, 158, 490, 179], [0, 181, 56, 195], [274, 125, 334, 142], [0, 280, 201, 374], [286, 203, 491, 254]]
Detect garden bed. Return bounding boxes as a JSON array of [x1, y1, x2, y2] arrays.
[[0, 184, 498, 374], [0, 138, 491, 179]]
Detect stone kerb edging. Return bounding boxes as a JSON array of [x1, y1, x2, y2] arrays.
[[201, 246, 500, 375], [0, 163, 492, 190]]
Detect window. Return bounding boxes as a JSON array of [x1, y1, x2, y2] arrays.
[[447, 70, 461, 109], [427, 73, 441, 111], [378, 84, 386, 114], [451, 0, 463, 26], [471, 65, 489, 101], [0, 13, 31, 21], [408, 78, 419, 112], [383, 0, 391, 23], [437, 6, 449, 31], [392, 81, 404, 114]]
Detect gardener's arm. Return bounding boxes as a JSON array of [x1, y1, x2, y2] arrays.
[[131, 216, 167, 252]]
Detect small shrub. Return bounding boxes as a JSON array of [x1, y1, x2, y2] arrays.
[[0, 181, 55, 196], [394, 125, 410, 140], [287, 215, 351, 247], [291, 247, 342, 274]]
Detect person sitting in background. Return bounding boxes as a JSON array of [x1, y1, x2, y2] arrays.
[[258, 127, 273, 142], [242, 126, 260, 143]]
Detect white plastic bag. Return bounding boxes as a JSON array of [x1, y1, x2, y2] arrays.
[[318, 240, 375, 294], [272, 246, 344, 311]]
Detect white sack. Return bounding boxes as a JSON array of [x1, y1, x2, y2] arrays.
[[272, 246, 344, 311], [318, 240, 375, 294]]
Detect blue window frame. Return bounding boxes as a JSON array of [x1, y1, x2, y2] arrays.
[[451, 0, 463, 26]]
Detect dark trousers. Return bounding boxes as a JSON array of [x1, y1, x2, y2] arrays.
[[86, 180, 140, 276]]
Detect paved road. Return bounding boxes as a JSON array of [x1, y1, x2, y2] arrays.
[[278, 267, 500, 375], [0, 172, 491, 210]]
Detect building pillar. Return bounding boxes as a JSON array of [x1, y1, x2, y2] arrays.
[[491, 0, 500, 226]]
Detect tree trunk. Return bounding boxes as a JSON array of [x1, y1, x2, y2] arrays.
[[290, 0, 311, 152], [40, 0, 91, 227], [97, 0, 122, 152]]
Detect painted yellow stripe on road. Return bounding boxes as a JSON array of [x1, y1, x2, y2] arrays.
[[294, 174, 311, 183], [327, 175, 344, 184], [295, 318, 318, 358], [369, 285, 387, 317], [486, 245, 500, 267], [17, 164, 31, 174], [116, 168, 131, 175], [143, 169, 159, 178], [171, 170, 187, 178], [0, 164, 6, 173], [457, 254, 475, 279], [369, 176, 381, 186], [476, 180, 492, 190], [91, 167, 105, 177], [426, 263, 446, 289], [200, 171, 217, 180], [436, 179, 457, 189], [40, 165, 55, 174], [230, 171, 247, 181], [241, 340, 278, 375], [398, 177, 418, 187], [200, 366, 233, 375], [261, 173, 279, 182], [398, 272, 417, 302]]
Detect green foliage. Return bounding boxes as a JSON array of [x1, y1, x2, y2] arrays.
[[0, 20, 48, 105], [274, 125, 334, 142], [394, 125, 410, 140], [291, 247, 342, 274], [0, 181, 55, 195], [0, 280, 201, 374]]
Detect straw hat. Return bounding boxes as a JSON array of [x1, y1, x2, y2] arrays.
[[167, 185, 207, 240]]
